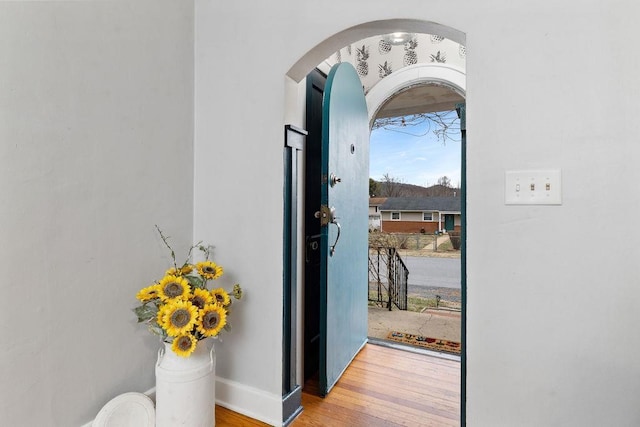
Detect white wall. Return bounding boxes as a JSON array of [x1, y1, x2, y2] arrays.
[[194, 3, 286, 423], [196, 1, 640, 426], [464, 2, 640, 425], [0, 1, 194, 425]]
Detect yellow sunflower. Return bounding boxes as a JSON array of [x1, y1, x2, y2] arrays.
[[136, 284, 160, 302], [211, 288, 231, 307], [197, 304, 227, 337], [196, 261, 223, 280], [171, 334, 197, 357], [157, 275, 190, 301], [166, 264, 194, 276], [190, 288, 213, 309], [158, 300, 198, 337]]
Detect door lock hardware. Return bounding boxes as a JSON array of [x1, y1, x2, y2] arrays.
[[314, 205, 334, 226], [330, 173, 342, 187], [330, 221, 341, 257], [305, 234, 321, 264], [314, 205, 341, 256]]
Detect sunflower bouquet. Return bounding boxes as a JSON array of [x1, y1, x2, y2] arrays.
[[133, 227, 242, 357]]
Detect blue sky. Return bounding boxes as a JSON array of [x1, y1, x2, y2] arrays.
[[369, 117, 462, 188]]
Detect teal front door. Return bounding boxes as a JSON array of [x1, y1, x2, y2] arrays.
[[318, 63, 369, 395], [445, 214, 455, 231]]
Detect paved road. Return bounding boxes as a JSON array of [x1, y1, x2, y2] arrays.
[[372, 256, 461, 289], [369, 255, 462, 302], [403, 256, 461, 289]]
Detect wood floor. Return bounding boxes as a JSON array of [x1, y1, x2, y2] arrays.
[[215, 343, 461, 426]]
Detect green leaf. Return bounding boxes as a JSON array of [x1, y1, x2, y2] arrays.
[[148, 323, 167, 338], [186, 275, 205, 289], [133, 304, 158, 323]]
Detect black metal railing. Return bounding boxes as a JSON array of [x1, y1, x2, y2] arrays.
[[368, 246, 409, 311]]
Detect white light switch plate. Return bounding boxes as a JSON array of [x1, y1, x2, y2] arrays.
[[505, 169, 562, 205]]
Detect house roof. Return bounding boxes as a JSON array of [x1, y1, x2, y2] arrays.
[[380, 196, 461, 212], [369, 197, 387, 206]]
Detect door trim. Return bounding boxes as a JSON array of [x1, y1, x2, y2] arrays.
[[282, 124, 306, 425], [456, 102, 467, 427]]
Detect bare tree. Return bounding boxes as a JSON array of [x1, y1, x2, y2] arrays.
[[369, 178, 380, 197], [437, 176, 452, 188], [378, 173, 406, 197], [372, 110, 460, 144]]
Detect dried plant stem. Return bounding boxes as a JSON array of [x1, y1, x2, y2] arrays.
[[185, 241, 203, 264], [155, 224, 178, 271]]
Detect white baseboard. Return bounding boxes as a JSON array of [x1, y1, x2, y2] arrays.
[[81, 382, 281, 427], [215, 377, 282, 426]]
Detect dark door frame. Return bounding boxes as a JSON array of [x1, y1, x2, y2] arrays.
[[457, 101, 466, 426], [301, 68, 327, 386]]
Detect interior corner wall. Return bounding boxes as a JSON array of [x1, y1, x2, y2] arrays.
[[0, 2, 195, 425], [193, 1, 285, 424]]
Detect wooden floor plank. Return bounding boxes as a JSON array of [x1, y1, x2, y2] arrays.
[[317, 386, 458, 426], [336, 376, 459, 412], [292, 343, 461, 426], [346, 362, 460, 391], [215, 405, 270, 426], [341, 370, 460, 403], [215, 343, 461, 427]]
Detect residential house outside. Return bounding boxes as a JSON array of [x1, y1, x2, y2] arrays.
[[368, 197, 386, 231], [379, 196, 461, 234]]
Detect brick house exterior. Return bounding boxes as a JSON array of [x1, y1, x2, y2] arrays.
[[378, 196, 461, 233]]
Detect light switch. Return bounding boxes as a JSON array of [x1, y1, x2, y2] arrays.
[[505, 169, 562, 205]]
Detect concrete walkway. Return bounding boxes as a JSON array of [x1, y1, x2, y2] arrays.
[[368, 305, 461, 343]]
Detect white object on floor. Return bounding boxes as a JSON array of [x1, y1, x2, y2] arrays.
[[92, 392, 155, 427]]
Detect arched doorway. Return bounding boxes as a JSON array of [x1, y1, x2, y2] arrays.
[[283, 19, 467, 426]]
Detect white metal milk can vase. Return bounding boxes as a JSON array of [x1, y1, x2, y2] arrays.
[[155, 340, 216, 426]]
